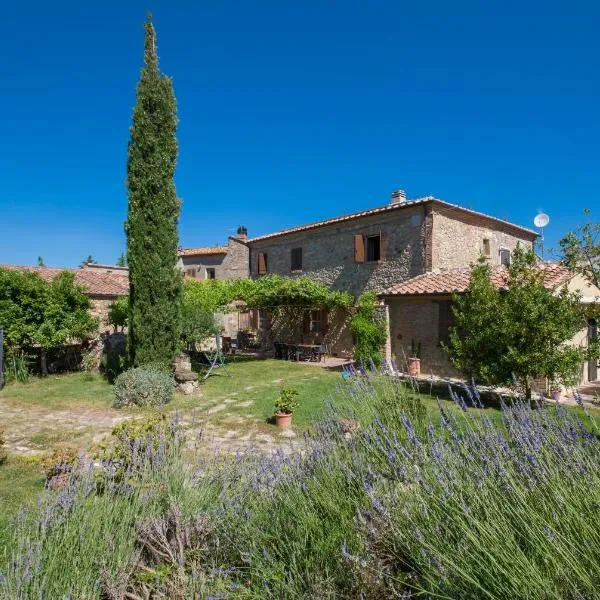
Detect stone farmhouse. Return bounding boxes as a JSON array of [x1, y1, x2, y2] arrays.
[[4, 189, 597, 384], [178, 189, 598, 385]]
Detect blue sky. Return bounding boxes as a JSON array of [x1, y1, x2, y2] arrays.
[[1, 1, 598, 267]]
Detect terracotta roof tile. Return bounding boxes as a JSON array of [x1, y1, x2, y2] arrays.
[[178, 246, 228, 257], [247, 197, 537, 243], [381, 262, 573, 296], [1, 265, 129, 297]]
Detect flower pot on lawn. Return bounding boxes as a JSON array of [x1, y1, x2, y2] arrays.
[[274, 385, 299, 429], [275, 411, 293, 429], [408, 357, 421, 377]]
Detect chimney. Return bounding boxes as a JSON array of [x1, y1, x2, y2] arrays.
[[390, 189, 406, 205], [236, 225, 248, 240]]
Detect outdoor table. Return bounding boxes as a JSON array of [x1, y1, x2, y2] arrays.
[[275, 342, 322, 362]]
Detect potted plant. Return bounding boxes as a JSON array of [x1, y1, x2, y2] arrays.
[[274, 386, 299, 429], [408, 339, 422, 377]]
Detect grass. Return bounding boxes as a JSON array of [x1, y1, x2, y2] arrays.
[[196, 357, 340, 428], [0, 372, 113, 409], [0, 456, 44, 551]]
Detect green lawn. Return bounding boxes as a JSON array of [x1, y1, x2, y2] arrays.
[[0, 456, 45, 551], [0, 371, 113, 409], [195, 357, 339, 428]]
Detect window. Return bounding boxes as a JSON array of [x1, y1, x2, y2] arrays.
[[185, 268, 197, 278], [291, 247, 303, 271], [438, 300, 456, 346], [303, 309, 326, 334], [206, 268, 216, 279], [482, 238, 491, 257], [366, 235, 381, 262], [499, 248, 511, 267], [257, 252, 268, 275]]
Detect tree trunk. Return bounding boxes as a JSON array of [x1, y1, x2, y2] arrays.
[[40, 349, 48, 376]]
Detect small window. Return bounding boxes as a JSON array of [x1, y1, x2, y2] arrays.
[[482, 238, 491, 257], [257, 252, 268, 275], [499, 248, 511, 267], [366, 235, 381, 262], [291, 247, 303, 271], [185, 268, 197, 278], [206, 268, 216, 279], [303, 309, 326, 334]]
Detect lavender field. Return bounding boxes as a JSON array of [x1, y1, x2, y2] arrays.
[[2, 373, 600, 599]]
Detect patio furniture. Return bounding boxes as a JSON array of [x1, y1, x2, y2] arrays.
[[274, 342, 322, 362], [203, 334, 232, 380]]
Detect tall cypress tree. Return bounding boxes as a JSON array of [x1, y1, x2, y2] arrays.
[[125, 14, 182, 368]]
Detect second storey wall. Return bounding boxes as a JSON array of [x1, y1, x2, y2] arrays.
[[431, 206, 535, 270], [248, 205, 427, 297]]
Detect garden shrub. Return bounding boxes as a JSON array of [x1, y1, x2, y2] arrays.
[[350, 292, 387, 367], [42, 445, 79, 481], [101, 348, 127, 384], [113, 366, 173, 408], [2, 349, 32, 384], [97, 414, 178, 482]]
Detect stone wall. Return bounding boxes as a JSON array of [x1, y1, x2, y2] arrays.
[[387, 296, 461, 378], [248, 205, 426, 297], [90, 296, 119, 334], [180, 253, 227, 279], [431, 206, 535, 270], [221, 236, 250, 279], [178, 237, 249, 281]]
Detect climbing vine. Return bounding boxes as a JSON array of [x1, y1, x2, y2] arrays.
[[184, 277, 385, 365], [183, 276, 353, 312], [350, 292, 387, 367]]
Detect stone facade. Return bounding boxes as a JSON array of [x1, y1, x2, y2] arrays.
[[431, 205, 534, 269], [90, 296, 119, 334], [178, 236, 249, 281], [249, 204, 426, 297], [388, 296, 461, 378], [246, 196, 537, 360]]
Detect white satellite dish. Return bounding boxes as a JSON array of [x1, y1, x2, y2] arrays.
[[533, 212, 550, 259], [534, 213, 550, 228]]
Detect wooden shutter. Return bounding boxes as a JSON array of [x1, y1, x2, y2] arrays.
[[354, 234, 365, 263], [258, 252, 267, 275]]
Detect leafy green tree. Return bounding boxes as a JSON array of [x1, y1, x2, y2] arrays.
[[125, 14, 182, 369], [181, 302, 219, 352], [0, 268, 97, 375], [116, 253, 127, 267], [447, 247, 587, 397], [107, 296, 129, 332], [560, 209, 599, 289], [37, 256, 45, 267]]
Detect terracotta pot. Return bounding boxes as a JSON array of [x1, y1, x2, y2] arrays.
[[275, 412, 293, 429], [408, 357, 421, 377]]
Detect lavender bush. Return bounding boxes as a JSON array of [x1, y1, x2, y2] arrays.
[[2, 372, 600, 599]]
